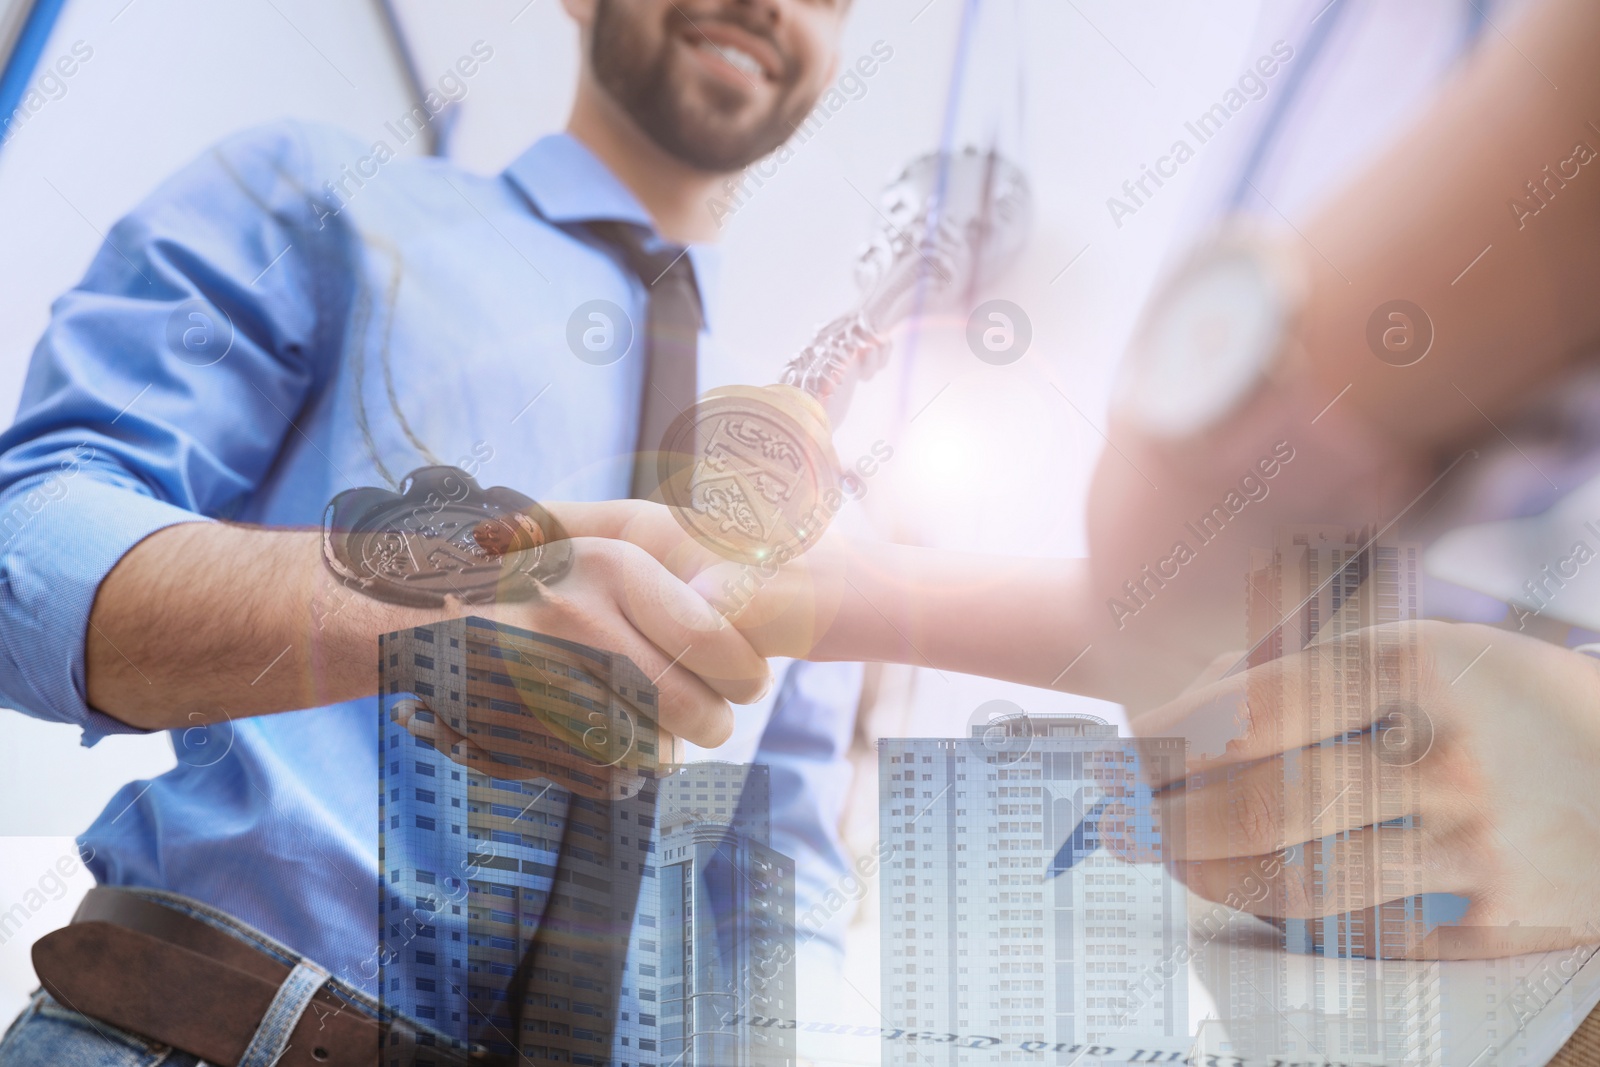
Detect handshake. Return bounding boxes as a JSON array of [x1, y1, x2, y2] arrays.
[[437, 493, 859, 750], [328, 464, 1101, 751]]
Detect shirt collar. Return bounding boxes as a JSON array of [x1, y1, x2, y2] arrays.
[[502, 132, 722, 331]]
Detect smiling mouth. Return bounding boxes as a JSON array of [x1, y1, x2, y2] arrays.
[[691, 37, 768, 81]]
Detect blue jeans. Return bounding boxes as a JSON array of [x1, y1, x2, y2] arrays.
[[0, 888, 450, 1067], [0, 990, 209, 1067]]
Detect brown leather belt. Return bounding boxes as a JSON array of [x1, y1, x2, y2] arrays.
[[30, 887, 474, 1067]]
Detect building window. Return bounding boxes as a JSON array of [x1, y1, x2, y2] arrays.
[[416, 816, 436, 831]]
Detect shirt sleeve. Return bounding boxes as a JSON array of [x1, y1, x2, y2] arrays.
[[754, 657, 865, 958], [0, 120, 359, 745]]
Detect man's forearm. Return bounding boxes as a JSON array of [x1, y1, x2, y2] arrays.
[[1298, 0, 1600, 447], [86, 522, 432, 731], [803, 545, 1125, 703]]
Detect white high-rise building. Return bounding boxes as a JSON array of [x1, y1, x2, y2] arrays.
[[879, 713, 1188, 1065]]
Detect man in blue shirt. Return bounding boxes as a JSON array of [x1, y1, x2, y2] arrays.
[[0, 0, 862, 1063]]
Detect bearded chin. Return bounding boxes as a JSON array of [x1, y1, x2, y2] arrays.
[[590, 0, 811, 172]]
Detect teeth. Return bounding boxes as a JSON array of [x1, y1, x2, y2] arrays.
[[698, 39, 764, 78]]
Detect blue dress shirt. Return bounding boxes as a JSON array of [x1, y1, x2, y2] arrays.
[[0, 120, 862, 990]]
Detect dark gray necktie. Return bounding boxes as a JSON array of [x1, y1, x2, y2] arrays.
[[586, 221, 702, 500]]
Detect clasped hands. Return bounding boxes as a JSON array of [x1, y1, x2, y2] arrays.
[[469, 498, 848, 750]]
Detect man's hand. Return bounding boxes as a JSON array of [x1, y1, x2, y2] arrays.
[[551, 499, 850, 662], [1128, 621, 1600, 959], [87, 521, 772, 748], [475, 533, 774, 746]]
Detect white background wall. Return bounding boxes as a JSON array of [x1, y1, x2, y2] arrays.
[[0, 0, 1266, 1026]]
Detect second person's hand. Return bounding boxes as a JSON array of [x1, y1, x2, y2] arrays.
[[1127, 621, 1600, 959], [548, 499, 851, 663]]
